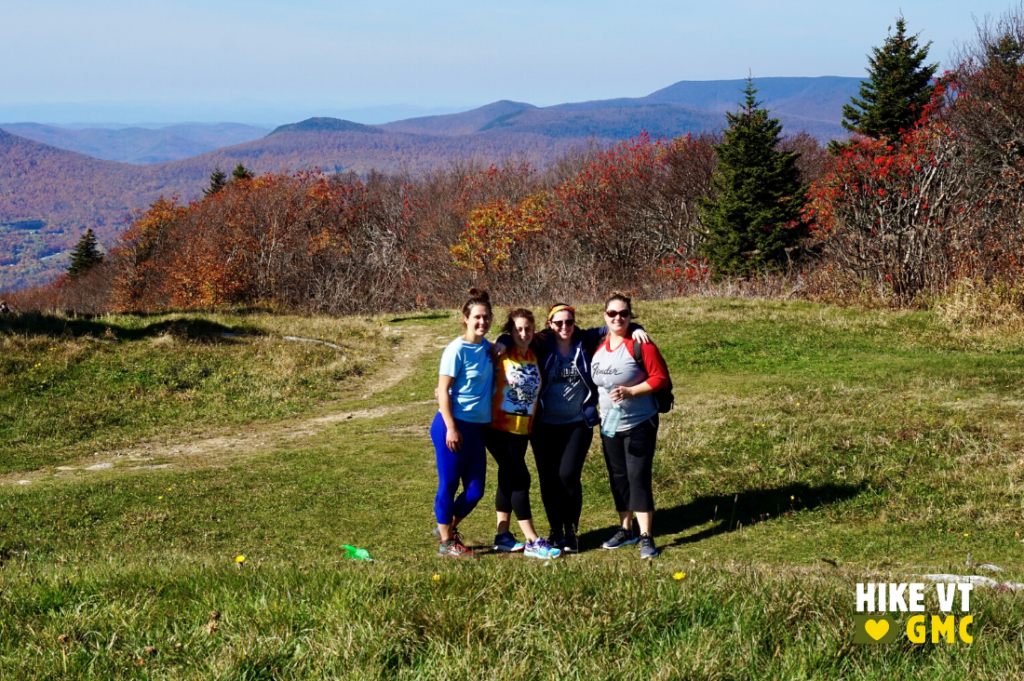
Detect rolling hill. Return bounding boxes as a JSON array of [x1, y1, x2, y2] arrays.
[[0, 122, 270, 164], [0, 130, 207, 288], [0, 76, 863, 291], [384, 77, 859, 141]]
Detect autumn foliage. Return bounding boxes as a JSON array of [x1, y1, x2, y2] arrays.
[[803, 90, 971, 296], [50, 132, 721, 315], [19, 7, 1024, 316], [110, 172, 420, 313], [805, 13, 1024, 301]]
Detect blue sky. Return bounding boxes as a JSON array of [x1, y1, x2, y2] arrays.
[[0, 0, 1015, 124]]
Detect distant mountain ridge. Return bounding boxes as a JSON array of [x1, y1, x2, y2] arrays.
[[381, 77, 860, 140], [0, 76, 863, 290], [0, 122, 270, 164], [268, 118, 381, 135]]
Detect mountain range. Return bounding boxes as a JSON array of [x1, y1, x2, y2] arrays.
[[0, 122, 271, 164], [0, 76, 862, 291]]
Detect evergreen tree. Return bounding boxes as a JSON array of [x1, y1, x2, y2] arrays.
[[204, 167, 227, 197], [697, 79, 806, 275], [67, 228, 104, 278], [840, 16, 937, 142], [232, 163, 254, 181]]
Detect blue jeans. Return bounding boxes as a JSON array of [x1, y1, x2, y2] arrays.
[[431, 412, 487, 524]]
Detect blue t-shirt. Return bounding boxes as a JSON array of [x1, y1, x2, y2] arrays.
[[438, 337, 494, 424]]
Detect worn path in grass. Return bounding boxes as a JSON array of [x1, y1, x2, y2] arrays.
[[0, 321, 439, 487]]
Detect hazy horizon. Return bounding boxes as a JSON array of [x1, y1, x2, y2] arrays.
[[0, 75, 862, 128], [0, 103, 478, 128], [1, 0, 1015, 126]]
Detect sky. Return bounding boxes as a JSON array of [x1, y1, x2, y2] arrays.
[[0, 0, 1016, 125]]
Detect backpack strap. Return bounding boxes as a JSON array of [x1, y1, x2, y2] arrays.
[[631, 338, 643, 364]]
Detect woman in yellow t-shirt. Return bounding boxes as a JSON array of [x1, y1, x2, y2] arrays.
[[484, 309, 562, 560]]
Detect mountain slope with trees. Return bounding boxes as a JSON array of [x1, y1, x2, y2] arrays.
[[0, 76, 860, 291]]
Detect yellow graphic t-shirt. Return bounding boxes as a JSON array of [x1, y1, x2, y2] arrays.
[[490, 346, 541, 435]]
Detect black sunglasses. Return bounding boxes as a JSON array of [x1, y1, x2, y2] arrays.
[[551, 319, 575, 328], [605, 309, 631, 318]]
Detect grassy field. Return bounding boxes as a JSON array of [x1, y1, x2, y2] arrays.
[[0, 310, 399, 473], [2, 299, 1024, 679]]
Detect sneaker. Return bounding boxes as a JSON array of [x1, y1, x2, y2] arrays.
[[432, 526, 464, 543], [438, 539, 475, 558], [524, 537, 563, 559], [494, 532, 525, 552], [639, 534, 659, 560], [561, 533, 579, 554], [602, 526, 639, 550]]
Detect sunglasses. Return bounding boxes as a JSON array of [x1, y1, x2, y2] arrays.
[[551, 319, 575, 328], [605, 309, 631, 318]]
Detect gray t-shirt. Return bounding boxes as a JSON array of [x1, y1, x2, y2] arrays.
[[540, 351, 587, 424], [591, 341, 658, 433]]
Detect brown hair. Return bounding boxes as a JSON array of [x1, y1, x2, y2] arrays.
[[461, 288, 492, 327], [604, 292, 636, 319], [501, 308, 535, 336]]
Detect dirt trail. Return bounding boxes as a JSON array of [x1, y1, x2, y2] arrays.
[[3, 324, 438, 486]]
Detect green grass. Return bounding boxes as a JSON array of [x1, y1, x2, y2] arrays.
[[0, 310, 398, 473], [3, 299, 1024, 679]]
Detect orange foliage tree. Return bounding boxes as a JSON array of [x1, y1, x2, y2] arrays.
[[448, 133, 718, 300], [111, 171, 424, 313]]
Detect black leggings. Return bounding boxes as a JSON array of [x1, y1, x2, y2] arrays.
[[531, 420, 594, 539], [483, 428, 532, 521], [601, 416, 659, 513]]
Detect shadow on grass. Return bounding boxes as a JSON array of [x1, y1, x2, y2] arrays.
[[578, 481, 865, 551], [388, 313, 450, 323], [0, 312, 266, 342]]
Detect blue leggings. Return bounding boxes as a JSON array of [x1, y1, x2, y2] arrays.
[[431, 412, 487, 524]]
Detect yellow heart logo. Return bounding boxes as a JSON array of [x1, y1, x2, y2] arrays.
[[865, 619, 889, 641]]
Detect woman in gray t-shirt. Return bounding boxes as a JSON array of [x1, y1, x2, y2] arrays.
[[591, 293, 670, 560]]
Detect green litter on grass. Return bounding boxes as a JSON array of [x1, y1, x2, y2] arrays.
[[341, 545, 373, 561]]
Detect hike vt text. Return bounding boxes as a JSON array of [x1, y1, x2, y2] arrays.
[[856, 582, 972, 612]]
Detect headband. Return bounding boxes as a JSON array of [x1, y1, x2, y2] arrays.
[[547, 304, 576, 321]]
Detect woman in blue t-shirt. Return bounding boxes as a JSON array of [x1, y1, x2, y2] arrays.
[[431, 288, 494, 558]]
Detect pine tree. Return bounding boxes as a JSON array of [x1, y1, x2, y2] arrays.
[[232, 163, 254, 181], [840, 16, 937, 142], [204, 167, 227, 197], [697, 79, 806, 275], [67, 228, 104, 278]]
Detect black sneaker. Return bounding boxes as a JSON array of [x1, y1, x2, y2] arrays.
[[561, 533, 579, 553], [639, 533, 659, 559], [602, 526, 639, 550]]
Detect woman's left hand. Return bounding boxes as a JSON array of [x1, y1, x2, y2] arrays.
[[632, 329, 650, 344], [609, 386, 633, 402]]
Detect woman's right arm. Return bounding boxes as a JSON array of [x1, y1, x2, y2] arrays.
[[437, 374, 462, 452], [493, 333, 513, 357]]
